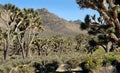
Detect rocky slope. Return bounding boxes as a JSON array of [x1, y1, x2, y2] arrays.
[[37, 8, 85, 37]]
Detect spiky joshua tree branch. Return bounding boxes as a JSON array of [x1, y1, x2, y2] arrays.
[[77, 0, 120, 52]]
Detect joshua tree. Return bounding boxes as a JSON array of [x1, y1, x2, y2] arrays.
[[0, 3, 21, 60], [18, 8, 43, 58], [76, 0, 120, 52], [75, 34, 90, 52], [0, 3, 43, 59]]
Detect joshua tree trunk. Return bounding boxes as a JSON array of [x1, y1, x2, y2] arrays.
[[105, 43, 109, 53], [4, 41, 7, 60], [26, 46, 31, 57], [26, 29, 36, 57], [21, 43, 25, 59], [4, 30, 10, 60], [17, 36, 25, 59], [37, 45, 40, 55], [103, 42, 113, 53]]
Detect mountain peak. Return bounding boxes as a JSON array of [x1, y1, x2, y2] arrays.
[[69, 19, 82, 25], [36, 8, 85, 37], [37, 8, 48, 12]]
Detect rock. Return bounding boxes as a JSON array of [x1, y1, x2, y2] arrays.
[[56, 64, 70, 72], [101, 66, 117, 73], [56, 64, 82, 72]]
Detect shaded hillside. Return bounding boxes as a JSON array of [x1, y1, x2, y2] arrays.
[[37, 8, 85, 37]]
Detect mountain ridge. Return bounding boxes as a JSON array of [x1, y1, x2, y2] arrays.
[[37, 8, 85, 37]]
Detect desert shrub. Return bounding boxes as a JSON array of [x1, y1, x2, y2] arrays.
[[75, 34, 91, 53], [66, 58, 80, 68], [0, 58, 34, 73], [103, 55, 117, 66], [80, 56, 103, 71]]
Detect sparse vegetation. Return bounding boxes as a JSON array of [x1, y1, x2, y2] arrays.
[[0, 0, 120, 73]]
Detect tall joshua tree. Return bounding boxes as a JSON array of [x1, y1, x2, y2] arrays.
[[0, 3, 21, 60], [17, 8, 43, 58], [76, 0, 120, 52], [0, 3, 43, 59]]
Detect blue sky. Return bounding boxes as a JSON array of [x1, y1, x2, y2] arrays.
[[0, 0, 99, 22]]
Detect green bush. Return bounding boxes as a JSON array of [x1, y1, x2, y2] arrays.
[[103, 55, 117, 66], [80, 56, 103, 70]]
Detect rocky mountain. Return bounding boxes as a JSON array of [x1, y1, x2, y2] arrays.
[[37, 8, 85, 37], [69, 19, 82, 25]]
